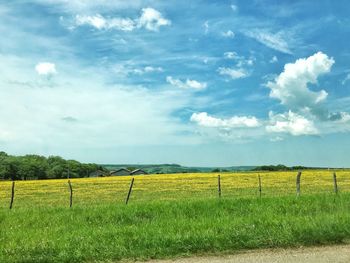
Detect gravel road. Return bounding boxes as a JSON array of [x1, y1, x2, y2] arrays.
[[145, 245, 350, 263]]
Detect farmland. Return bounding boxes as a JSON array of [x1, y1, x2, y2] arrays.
[[1, 170, 350, 208], [1, 170, 350, 262]]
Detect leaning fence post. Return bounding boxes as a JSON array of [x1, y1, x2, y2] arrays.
[[333, 172, 338, 194], [258, 174, 262, 198], [218, 175, 221, 198], [9, 181, 15, 209], [125, 178, 135, 205], [68, 180, 73, 208], [296, 171, 302, 197]]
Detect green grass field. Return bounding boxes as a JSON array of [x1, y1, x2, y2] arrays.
[[1, 172, 350, 262], [1, 194, 350, 262]]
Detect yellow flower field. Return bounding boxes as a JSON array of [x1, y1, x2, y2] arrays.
[[0, 170, 349, 208]]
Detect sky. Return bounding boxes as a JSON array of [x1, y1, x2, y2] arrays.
[[1, 0, 350, 167]]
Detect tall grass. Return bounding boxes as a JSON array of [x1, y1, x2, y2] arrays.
[[1, 194, 350, 262]]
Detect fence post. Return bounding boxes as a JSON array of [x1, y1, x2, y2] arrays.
[[258, 174, 262, 198], [68, 180, 73, 208], [9, 181, 15, 209], [218, 175, 221, 198], [296, 171, 302, 197], [125, 178, 135, 205], [333, 172, 338, 194]]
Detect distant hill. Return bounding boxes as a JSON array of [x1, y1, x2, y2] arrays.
[[101, 163, 341, 174], [101, 164, 256, 174]]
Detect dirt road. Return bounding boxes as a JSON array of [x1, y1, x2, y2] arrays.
[[146, 245, 350, 263]]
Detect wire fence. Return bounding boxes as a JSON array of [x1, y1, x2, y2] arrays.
[[0, 170, 350, 209]]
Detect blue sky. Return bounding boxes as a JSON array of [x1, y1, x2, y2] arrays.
[[1, 0, 350, 166]]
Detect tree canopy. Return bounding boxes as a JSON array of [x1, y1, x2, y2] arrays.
[[0, 151, 104, 180]]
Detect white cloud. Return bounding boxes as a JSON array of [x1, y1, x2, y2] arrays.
[[35, 62, 57, 75], [191, 112, 260, 128], [144, 66, 163, 73], [270, 56, 278, 63], [137, 7, 171, 31], [133, 66, 163, 74], [217, 67, 249, 79], [221, 30, 235, 38], [223, 51, 255, 67], [245, 30, 292, 54], [166, 76, 207, 90], [75, 7, 170, 32], [76, 14, 107, 29], [224, 52, 238, 59], [186, 79, 207, 89], [266, 52, 334, 111], [266, 111, 318, 136], [107, 17, 136, 31], [75, 14, 136, 31]]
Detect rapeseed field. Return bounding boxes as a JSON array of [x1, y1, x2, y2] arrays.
[[1, 170, 349, 208]]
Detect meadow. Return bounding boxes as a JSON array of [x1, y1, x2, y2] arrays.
[[1, 170, 350, 262]]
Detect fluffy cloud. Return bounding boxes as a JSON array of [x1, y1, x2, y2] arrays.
[[266, 52, 334, 112], [217, 67, 249, 79], [266, 111, 318, 136], [35, 62, 57, 75], [138, 7, 171, 31], [75, 7, 170, 32], [221, 30, 235, 38], [166, 76, 207, 90], [190, 112, 260, 128]]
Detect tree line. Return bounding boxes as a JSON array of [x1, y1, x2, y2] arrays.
[[252, 164, 312, 171], [0, 151, 105, 180]]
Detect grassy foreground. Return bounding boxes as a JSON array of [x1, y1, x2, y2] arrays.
[[1, 194, 350, 262]]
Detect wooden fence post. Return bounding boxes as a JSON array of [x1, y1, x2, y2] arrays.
[[258, 174, 262, 198], [218, 175, 221, 198], [68, 180, 73, 208], [9, 181, 15, 209], [296, 171, 302, 197], [125, 178, 135, 205], [333, 172, 338, 194]]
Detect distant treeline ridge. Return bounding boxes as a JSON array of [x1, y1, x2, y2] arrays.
[[252, 164, 325, 171], [0, 151, 103, 180]]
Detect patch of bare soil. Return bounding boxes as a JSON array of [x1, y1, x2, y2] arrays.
[[145, 244, 350, 263]]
